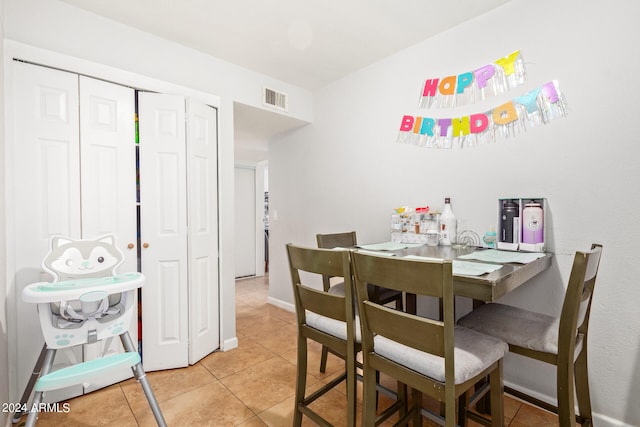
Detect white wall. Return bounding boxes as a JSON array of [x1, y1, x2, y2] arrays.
[[2, 0, 313, 405], [268, 0, 640, 425]]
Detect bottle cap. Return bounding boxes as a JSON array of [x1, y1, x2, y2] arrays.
[[444, 197, 451, 203]]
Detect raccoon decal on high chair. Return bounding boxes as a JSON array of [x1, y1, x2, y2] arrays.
[[16, 235, 167, 427]]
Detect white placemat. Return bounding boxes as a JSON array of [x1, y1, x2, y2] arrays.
[[457, 249, 546, 264]]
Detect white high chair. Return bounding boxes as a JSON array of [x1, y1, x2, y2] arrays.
[[15, 235, 166, 426]]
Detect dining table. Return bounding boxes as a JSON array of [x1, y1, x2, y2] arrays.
[[355, 241, 554, 417], [354, 241, 554, 314]]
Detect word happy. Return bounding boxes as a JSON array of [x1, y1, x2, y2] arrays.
[[418, 50, 526, 109]]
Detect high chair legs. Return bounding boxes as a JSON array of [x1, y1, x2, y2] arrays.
[[119, 332, 167, 427], [12, 344, 48, 424], [24, 347, 57, 427], [15, 333, 167, 427]]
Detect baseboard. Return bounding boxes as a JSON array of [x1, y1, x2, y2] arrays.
[[504, 381, 630, 427], [267, 296, 295, 313], [221, 336, 238, 352]]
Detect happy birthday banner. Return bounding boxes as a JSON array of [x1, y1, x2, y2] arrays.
[[397, 80, 568, 149], [418, 50, 526, 109]]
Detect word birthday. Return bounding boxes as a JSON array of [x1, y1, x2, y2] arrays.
[[398, 81, 567, 149], [418, 50, 526, 109]]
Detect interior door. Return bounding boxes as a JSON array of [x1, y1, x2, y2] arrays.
[[234, 166, 257, 278], [186, 99, 220, 363], [11, 61, 83, 402], [138, 92, 189, 370], [78, 76, 138, 390]]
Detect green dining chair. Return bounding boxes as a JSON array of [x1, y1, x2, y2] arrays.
[[286, 243, 359, 426], [351, 250, 507, 427], [458, 244, 603, 427], [316, 231, 404, 374]]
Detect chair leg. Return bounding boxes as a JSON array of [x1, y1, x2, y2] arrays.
[[13, 343, 48, 424], [346, 347, 357, 427], [24, 348, 57, 427], [574, 347, 593, 424], [557, 360, 577, 427], [411, 388, 422, 427], [363, 365, 378, 426], [319, 345, 329, 373], [489, 361, 504, 427], [458, 391, 468, 427], [293, 335, 307, 427], [119, 332, 167, 427]]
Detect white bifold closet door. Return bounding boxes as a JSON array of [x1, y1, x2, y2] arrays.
[[138, 93, 219, 371], [11, 62, 137, 401], [78, 76, 138, 393]]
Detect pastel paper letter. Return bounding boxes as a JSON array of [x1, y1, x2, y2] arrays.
[[494, 50, 521, 76], [439, 76, 456, 95], [422, 79, 439, 97], [492, 101, 518, 125], [514, 88, 541, 113], [470, 113, 489, 133], [456, 72, 474, 94], [400, 115, 414, 131], [541, 82, 560, 103], [451, 116, 471, 137], [474, 65, 496, 89], [438, 118, 452, 137], [420, 117, 436, 136]]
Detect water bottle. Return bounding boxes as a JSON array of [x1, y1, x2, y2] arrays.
[[500, 200, 519, 243], [439, 198, 457, 246], [522, 202, 544, 244]]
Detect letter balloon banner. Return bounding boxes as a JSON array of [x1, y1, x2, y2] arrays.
[[397, 81, 568, 149], [418, 50, 527, 109]]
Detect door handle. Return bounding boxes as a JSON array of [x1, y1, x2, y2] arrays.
[[143, 243, 150, 249], [127, 243, 135, 249]]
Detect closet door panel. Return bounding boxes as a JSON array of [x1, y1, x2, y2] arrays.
[[79, 76, 137, 391], [138, 92, 189, 370], [186, 99, 219, 363], [79, 76, 137, 272], [12, 62, 83, 402]]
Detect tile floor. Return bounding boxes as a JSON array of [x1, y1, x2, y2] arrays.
[[17, 275, 568, 426]]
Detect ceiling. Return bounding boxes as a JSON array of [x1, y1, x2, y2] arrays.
[[59, 0, 510, 155]]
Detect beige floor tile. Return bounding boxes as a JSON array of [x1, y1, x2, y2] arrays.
[[220, 357, 298, 413], [29, 384, 138, 427], [236, 312, 292, 339], [121, 363, 215, 413], [511, 402, 561, 426], [199, 337, 278, 379], [236, 415, 269, 426], [249, 323, 298, 355], [135, 380, 254, 427]]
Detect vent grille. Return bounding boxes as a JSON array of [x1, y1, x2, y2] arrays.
[[263, 87, 288, 112]]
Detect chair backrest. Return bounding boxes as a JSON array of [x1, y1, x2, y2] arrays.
[[34, 235, 136, 349], [558, 243, 603, 361], [43, 235, 124, 281], [316, 232, 357, 291], [316, 231, 357, 250], [286, 243, 355, 335], [351, 251, 455, 379]]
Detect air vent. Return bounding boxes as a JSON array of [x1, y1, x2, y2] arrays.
[[263, 87, 288, 112]]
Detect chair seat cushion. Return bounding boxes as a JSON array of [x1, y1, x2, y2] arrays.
[[374, 326, 507, 384], [458, 303, 560, 354], [306, 311, 361, 343]]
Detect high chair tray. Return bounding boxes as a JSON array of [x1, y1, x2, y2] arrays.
[[23, 272, 144, 303]]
